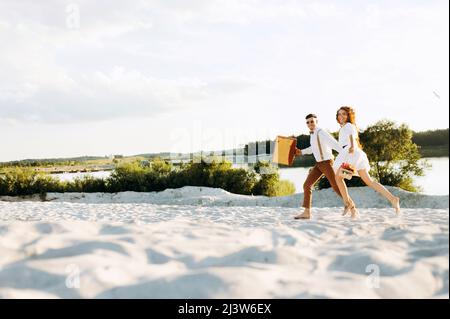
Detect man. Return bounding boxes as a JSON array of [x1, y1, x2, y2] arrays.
[[293, 114, 343, 220]]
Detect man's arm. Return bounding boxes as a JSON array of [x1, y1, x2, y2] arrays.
[[320, 130, 343, 153], [300, 146, 312, 155]]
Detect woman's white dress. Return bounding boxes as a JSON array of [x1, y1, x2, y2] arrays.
[[333, 123, 371, 175]]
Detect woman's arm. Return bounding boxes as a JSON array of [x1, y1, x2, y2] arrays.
[[348, 134, 354, 153], [344, 123, 355, 154]]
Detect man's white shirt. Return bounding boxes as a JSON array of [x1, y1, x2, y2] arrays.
[[301, 127, 342, 162]]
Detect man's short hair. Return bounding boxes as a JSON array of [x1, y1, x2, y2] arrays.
[[305, 114, 317, 120]]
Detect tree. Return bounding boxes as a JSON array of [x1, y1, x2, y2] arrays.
[[359, 120, 427, 192]]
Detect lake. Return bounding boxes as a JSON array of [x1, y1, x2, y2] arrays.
[[52, 157, 449, 196], [53, 170, 112, 182]]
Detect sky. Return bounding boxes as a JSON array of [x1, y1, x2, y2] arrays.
[[0, 0, 448, 161]]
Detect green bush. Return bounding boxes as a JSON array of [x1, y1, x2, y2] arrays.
[[0, 168, 61, 196], [274, 180, 296, 196], [64, 175, 108, 193], [171, 158, 258, 195], [0, 158, 295, 198], [0, 173, 7, 195], [142, 159, 173, 191], [253, 162, 279, 196], [253, 161, 296, 196], [108, 161, 148, 192], [219, 168, 258, 195]]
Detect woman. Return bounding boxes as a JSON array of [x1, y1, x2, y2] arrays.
[[333, 106, 401, 218]]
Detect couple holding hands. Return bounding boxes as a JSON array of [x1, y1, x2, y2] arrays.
[[293, 106, 401, 220]]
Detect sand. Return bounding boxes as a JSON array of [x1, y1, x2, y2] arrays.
[[0, 186, 448, 298]]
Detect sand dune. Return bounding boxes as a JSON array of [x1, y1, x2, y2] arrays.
[[1, 186, 448, 209], [0, 187, 448, 298]]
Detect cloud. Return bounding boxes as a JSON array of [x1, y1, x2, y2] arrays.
[[0, 63, 256, 123], [0, 0, 448, 127], [0, 3, 258, 124]]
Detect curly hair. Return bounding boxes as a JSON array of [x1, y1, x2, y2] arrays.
[[336, 106, 362, 148], [336, 106, 356, 124]]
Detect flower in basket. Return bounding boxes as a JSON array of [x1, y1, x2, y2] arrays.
[[339, 162, 355, 180], [340, 162, 355, 173]]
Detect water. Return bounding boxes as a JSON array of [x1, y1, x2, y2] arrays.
[[52, 170, 112, 182], [414, 158, 449, 195], [51, 158, 449, 196], [279, 157, 449, 195]]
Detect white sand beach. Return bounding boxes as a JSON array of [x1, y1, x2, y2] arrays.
[[0, 186, 448, 299]]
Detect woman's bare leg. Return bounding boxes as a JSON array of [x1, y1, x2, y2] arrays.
[[358, 169, 401, 214], [335, 171, 358, 218]]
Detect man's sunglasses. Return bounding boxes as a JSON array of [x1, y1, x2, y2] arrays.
[[306, 120, 315, 124]]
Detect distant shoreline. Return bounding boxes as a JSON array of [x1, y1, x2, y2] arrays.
[[0, 144, 448, 171], [418, 145, 449, 158]]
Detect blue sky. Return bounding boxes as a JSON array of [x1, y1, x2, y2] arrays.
[[0, 0, 448, 161]]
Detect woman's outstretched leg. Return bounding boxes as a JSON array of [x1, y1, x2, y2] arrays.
[[358, 169, 401, 214]]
